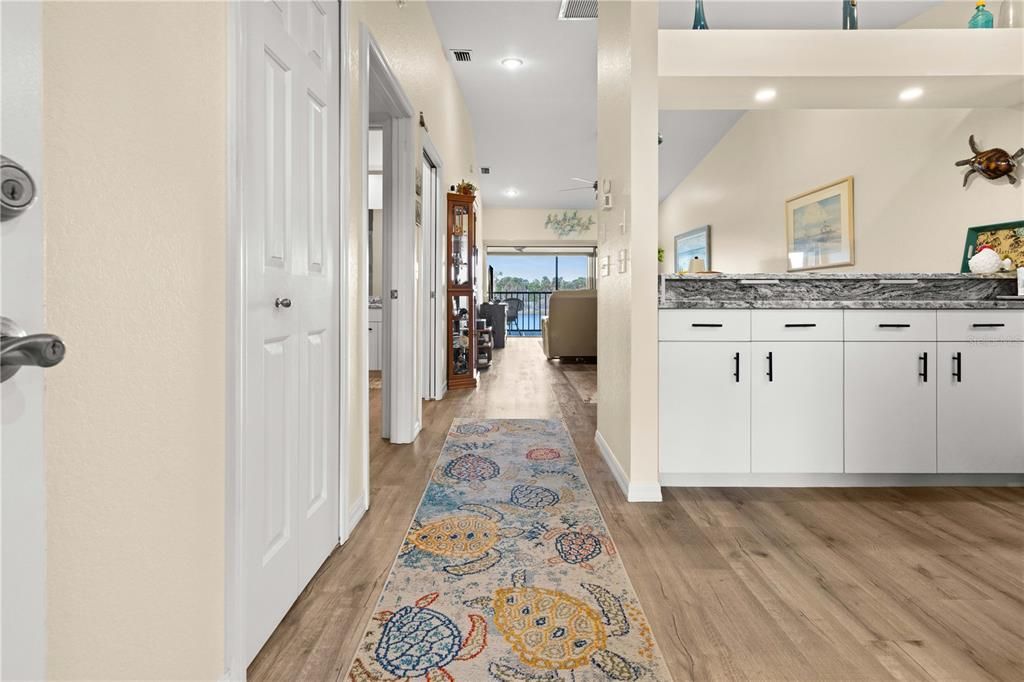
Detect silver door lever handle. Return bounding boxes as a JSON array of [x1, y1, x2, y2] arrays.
[[275, 297, 292, 309], [1, 333, 66, 368]]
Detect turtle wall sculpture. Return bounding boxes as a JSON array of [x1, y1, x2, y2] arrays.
[[955, 134, 1023, 186]]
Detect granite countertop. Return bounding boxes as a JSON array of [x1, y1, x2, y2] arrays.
[[659, 272, 1023, 310]]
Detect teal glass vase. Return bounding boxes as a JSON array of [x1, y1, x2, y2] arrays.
[[843, 0, 859, 29], [968, 0, 994, 28], [692, 0, 709, 30]]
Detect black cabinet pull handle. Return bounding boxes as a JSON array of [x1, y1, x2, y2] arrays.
[[919, 352, 928, 382], [733, 352, 740, 383], [784, 323, 817, 328], [766, 351, 774, 382], [972, 323, 1005, 328], [879, 323, 911, 328], [692, 323, 723, 328], [953, 351, 962, 383]]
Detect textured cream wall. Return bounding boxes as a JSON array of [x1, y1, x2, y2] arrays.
[[43, 1, 227, 678], [596, 1, 661, 491], [483, 208, 599, 245], [343, 1, 478, 508], [659, 108, 1024, 273]]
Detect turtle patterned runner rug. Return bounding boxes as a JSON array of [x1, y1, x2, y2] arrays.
[[347, 418, 672, 682]]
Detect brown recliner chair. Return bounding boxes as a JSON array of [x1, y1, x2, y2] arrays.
[[541, 289, 597, 359]]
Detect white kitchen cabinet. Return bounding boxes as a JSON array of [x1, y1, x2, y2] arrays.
[[845, 342, 937, 473], [659, 341, 750, 473], [368, 306, 383, 371], [752, 342, 844, 473], [937, 341, 1024, 473]]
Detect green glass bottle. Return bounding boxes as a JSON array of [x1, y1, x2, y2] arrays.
[[692, 0, 709, 30], [968, 0, 994, 28]]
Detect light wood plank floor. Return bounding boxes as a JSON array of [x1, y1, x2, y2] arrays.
[[249, 338, 1024, 681]]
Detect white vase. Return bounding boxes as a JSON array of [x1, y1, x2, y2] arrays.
[[999, 0, 1024, 27]]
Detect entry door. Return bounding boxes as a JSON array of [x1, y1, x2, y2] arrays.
[[242, 0, 341, 663], [1, 3, 47, 677]]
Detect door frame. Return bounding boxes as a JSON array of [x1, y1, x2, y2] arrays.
[[420, 134, 446, 400], [224, 3, 350, 678], [360, 26, 419, 446], [1, 1, 47, 677]]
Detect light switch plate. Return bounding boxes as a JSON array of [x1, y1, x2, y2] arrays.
[[600, 255, 611, 277], [618, 249, 628, 273]]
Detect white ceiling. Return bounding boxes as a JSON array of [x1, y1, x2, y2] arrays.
[[427, 1, 597, 209], [659, 1, 941, 30], [427, 1, 942, 209]]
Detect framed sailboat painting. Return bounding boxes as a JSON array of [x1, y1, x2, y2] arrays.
[[785, 176, 855, 272]]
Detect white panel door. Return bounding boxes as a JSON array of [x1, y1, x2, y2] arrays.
[[659, 342, 750, 473], [752, 342, 844, 473], [845, 342, 937, 473], [1, 2, 47, 676], [243, 0, 340, 663], [938, 342, 1024, 473]]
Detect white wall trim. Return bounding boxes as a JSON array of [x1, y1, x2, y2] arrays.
[[337, 0, 351, 547], [594, 430, 629, 498], [347, 492, 368, 534], [627, 482, 664, 503], [660, 473, 1024, 487]]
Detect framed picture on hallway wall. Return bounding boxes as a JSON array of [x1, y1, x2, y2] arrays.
[[785, 176, 855, 272], [674, 225, 711, 273]]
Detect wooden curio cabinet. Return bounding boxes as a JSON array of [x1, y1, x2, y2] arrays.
[[446, 192, 478, 389]]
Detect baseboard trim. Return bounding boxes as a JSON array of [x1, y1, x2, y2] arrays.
[[660, 472, 1024, 488], [594, 430, 629, 498], [627, 482, 664, 503], [593, 431, 663, 502], [346, 492, 367, 538]]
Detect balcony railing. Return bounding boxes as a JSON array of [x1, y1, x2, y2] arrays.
[[490, 290, 552, 335]]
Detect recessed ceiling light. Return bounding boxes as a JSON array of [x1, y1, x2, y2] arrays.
[[504, 188, 520, 197], [501, 57, 524, 70], [899, 86, 924, 102], [754, 88, 777, 103]]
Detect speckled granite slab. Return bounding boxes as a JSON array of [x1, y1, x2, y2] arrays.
[[660, 273, 1023, 309]]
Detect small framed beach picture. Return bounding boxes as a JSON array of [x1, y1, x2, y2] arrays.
[[674, 225, 711, 273], [785, 176, 855, 272]]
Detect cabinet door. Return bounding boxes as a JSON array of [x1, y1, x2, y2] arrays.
[[368, 322, 380, 371], [845, 342, 937, 473], [659, 342, 750, 473], [752, 342, 844, 473], [938, 342, 1024, 473]]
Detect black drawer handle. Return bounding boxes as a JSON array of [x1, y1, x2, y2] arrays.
[[953, 351, 962, 383], [879, 323, 911, 328], [971, 323, 1005, 328], [766, 351, 774, 382], [919, 352, 928, 382], [692, 323, 724, 328], [784, 323, 817, 328], [733, 352, 740, 383]]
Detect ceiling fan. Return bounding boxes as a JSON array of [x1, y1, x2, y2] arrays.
[[559, 177, 598, 199]]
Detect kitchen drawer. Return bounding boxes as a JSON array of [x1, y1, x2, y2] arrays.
[[659, 309, 750, 341], [844, 310, 936, 342], [751, 310, 843, 341], [937, 310, 1024, 342]]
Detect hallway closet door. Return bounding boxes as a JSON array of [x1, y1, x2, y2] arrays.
[[241, 0, 341, 663]]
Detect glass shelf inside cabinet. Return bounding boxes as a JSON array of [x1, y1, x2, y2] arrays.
[[450, 293, 472, 377], [450, 204, 470, 287]]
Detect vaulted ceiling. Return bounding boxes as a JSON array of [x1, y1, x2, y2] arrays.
[[427, 1, 940, 209]]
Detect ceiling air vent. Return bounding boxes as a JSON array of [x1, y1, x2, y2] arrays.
[[558, 0, 597, 20], [451, 49, 472, 62]]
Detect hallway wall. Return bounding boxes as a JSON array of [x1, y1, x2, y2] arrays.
[[596, 1, 661, 500], [42, 1, 227, 678], [343, 2, 479, 515]]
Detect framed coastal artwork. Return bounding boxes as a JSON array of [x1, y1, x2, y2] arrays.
[[785, 176, 855, 272], [674, 225, 711, 273]]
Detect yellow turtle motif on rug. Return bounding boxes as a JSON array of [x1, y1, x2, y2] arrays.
[[401, 504, 526, 576], [466, 569, 643, 681]]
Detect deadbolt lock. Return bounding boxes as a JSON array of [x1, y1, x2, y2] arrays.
[[1, 155, 38, 220]]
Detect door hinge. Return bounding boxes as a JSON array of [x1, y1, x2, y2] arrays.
[[390, 290, 399, 299]]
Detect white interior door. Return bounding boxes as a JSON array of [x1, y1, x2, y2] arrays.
[[242, 0, 341, 663], [1, 2, 47, 677]]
